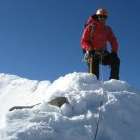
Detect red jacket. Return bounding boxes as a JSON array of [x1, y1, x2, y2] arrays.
[[81, 16, 119, 53]]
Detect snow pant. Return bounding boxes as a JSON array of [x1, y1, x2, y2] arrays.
[[87, 51, 120, 80]]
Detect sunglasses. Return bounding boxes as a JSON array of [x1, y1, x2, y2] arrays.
[[97, 15, 107, 20]]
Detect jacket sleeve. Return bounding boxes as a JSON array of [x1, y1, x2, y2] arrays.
[[107, 26, 119, 53], [81, 25, 92, 51]]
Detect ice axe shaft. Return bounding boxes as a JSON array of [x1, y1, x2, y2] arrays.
[[89, 57, 93, 74]]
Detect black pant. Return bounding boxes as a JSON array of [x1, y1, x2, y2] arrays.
[[87, 51, 120, 80]]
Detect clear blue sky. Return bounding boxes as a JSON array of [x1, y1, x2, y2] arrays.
[[0, 0, 140, 89]]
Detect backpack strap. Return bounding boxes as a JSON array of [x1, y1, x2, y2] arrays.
[[86, 22, 96, 47]]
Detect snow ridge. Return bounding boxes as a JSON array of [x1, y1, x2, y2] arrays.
[[0, 72, 140, 140]]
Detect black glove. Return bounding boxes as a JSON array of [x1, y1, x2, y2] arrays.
[[84, 51, 90, 62], [82, 49, 95, 55], [83, 51, 94, 62], [110, 52, 118, 58], [82, 49, 86, 54]]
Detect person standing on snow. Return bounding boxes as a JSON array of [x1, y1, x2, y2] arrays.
[[81, 8, 120, 80]]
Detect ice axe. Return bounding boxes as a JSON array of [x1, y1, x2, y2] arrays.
[[89, 56, 94, 75]]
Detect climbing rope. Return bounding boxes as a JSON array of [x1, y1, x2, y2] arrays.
[[93, 54, 104, 140]]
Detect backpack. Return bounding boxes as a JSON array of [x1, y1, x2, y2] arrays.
[[84, 14, 98, 28]]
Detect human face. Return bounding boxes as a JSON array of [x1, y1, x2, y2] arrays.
[[97, 15, 107, 23]]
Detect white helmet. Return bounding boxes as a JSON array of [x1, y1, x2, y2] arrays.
[[96, 8, 108, 17]]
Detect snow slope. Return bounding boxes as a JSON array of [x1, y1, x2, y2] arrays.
[[0, 72, 140, 140]]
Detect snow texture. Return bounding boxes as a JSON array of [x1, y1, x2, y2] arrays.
[[0, 72, 140, 140]]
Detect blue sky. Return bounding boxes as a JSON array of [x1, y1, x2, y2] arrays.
[[0, 0, 140, 89]]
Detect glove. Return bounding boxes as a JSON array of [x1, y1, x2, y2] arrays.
[[82, 49, 86, 54], [84, 51, 89, 62], [110, 52, 118, 58], [84, 51, 93, 62]]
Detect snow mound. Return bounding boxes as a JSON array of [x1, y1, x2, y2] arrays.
[[0, 72, 140, 140]]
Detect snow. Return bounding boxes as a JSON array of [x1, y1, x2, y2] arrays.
[[0, 72, 140, 140]]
